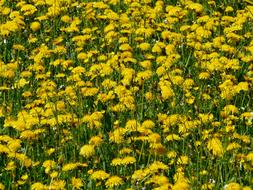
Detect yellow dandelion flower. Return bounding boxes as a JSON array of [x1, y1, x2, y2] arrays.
[[198, 113, 214, 124], [49, 180, 66, 190], [42, 160, 56, 174], [153, 184, 172, 190], [111, 158, 123, 166], [148, 161, 168, 173], [20, 130, 36, 139], [132, 168, 150, 181], [171, 75, 184, 86], [62, 163, 79, 172], [142, 120, 155, 129], [89, 135, 103, 146], [146, 175, 169, 185], [201, 183, 215, 190], [119, 43, 132, 51], [125, 119, 140, 132], [13, 44, 25, 51], [207, 138, 224, 157], [109, 127, 126, 144], [246, 152, 253, 165], [77, 52, 87, 60], [7, 139, 22, 152], [239, 135, 251, 144], [242, 187, 252, 190], [139, 60, 152, 69], [20, 173, 28, 181], [139, 42, 151, 51], [90, 170, 110, 180], [22, 91, 32, 98], [224, 182, 241, 190], [122, 156, 136, 165], [0, 135, 12, 142], [61, 15, 71, 23], [240, 112, 253, 122], [71, 177, 83, 189], [119, 37, 129, 44], [31, 182, 45, 190], [108, 0, 119, 5], [225, 6, 234, 12], [234, 82, 249, 93], [144, 91, 153, 101], [119, 148, 133, 155], [173, 171, 190, 190], [188, 2, 203, 13], [50, 171, 58, 178], [1, 7, 10, 15], [80, 144, 95, 158], [5, 161, 16, 171], [30, 22, 41, 32], [166, 134, 181, 141], [21, 4, 37, 15], [177, 156, 190, 165], [152, 43, 162, 53], [200, 170, 208, 176], [105, 176, 123, 188], [0, 183, 4, 190], [221, 105, 239, 117], [160, 85, 174, 100], [167, 151, 177, 159], [148, 133, 161, 143], [46, 148, 55, 155], [226, 142, 241, 151], [199, 72, 210, 80]]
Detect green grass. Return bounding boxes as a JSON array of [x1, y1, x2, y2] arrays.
[[0, 0, 253, 189]]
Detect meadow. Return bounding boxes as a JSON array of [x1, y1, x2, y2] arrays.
[[0, 0, 253, 189]]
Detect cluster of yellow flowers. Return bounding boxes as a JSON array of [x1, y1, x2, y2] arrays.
[[0, 0, 252, 189]]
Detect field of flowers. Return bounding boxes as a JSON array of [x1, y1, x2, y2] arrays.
[[0, 0, 253, 189]]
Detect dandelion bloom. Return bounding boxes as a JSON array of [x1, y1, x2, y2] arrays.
[[90, 170, 110, 180], [71, 177, 83, 189], [207, 138, 224, 157], [31, 182, 46, 190], [105, 176, 123, 188], [80, 144, 95, 158], [30, 22, 41, 32], [62, 163, 79, 172], [224, 182, 241, 190]]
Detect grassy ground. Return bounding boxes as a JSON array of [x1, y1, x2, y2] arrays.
[[0, 0, 252, 189]]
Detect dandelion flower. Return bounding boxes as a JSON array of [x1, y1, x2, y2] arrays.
[[177, 156, 190, 165], [49, 180, 66, 190], [50, 171, 58, 178], [166, 134, 181, 141], [89, 135, 103, 146], [199, 72, 210, 80], [80, 144, 95, 158], [105, 176, 123, 188], [119, 148, 133, 155], [71, 177, 83, 189], [5, 161, 16, 171], [30, 22, 41, 32], [31, 182, 45, 190], [90, 170, 110, 180], [111, 158, 123, 166], [0, 183, 5, 190], [122, 156, 136, 165], [139, 42, 151, 51], [62, 163, 79, 172], [224, 182, 241, 190], [148, 161, 168, 173], [207, 138, 224, 157]]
